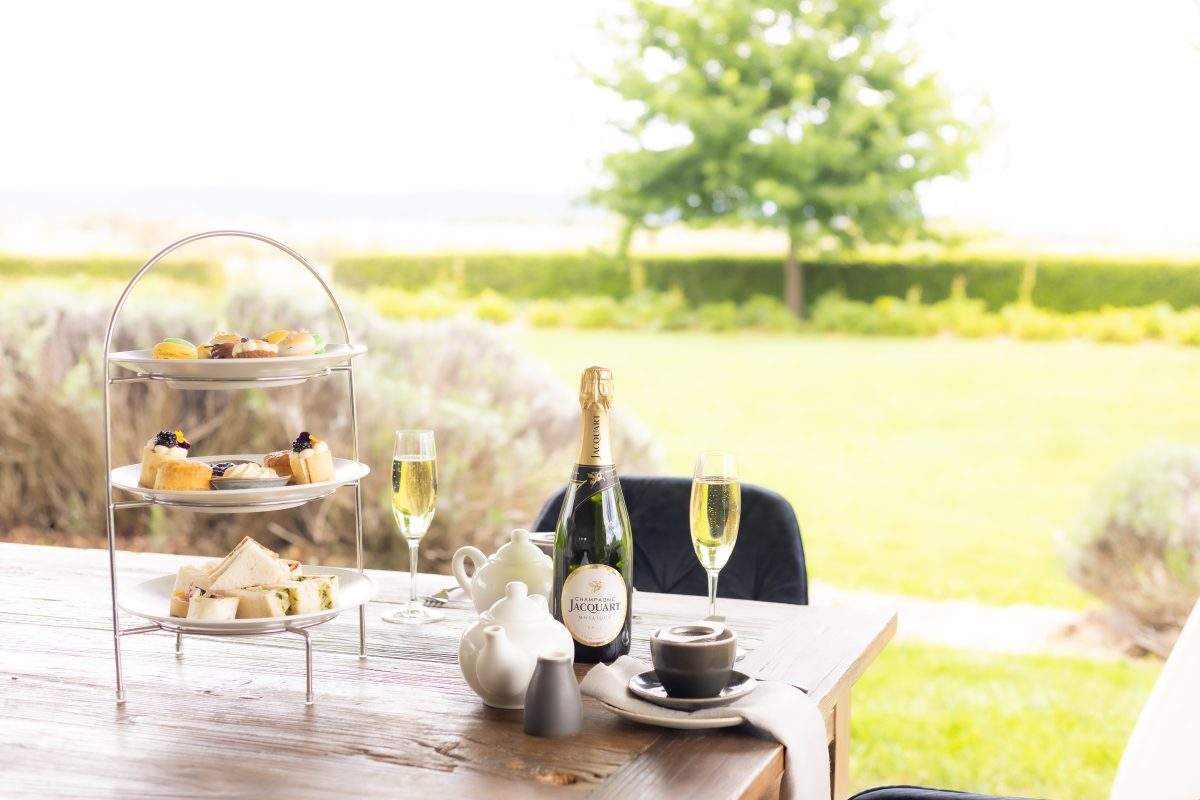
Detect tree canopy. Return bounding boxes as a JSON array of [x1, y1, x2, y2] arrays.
[[593, 0, 981, 314]]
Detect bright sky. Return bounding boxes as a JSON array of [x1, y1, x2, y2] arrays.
[[1, 0, 1198, 250]]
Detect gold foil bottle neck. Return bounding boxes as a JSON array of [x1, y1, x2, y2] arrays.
[[579, 366, 614, 409]]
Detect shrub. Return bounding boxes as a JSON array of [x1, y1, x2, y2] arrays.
[[568, 295, 626, 329], [1164, 309, 1200, 346], [736, 294, 800, 331], [1066, 444, 1200, 655], [1000, 304, 1074, 340], [527, 299, 569, 328], [624, 289, 694, 331], [809, 292, 881, 335], [696, 301, 740, 332], [0, 283, 664, 573], [1075, 308, 1147, 344], [473, 289, 517, 324]]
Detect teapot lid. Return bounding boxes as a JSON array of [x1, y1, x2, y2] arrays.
[[492, 529, 548, 565], [484, 581, 551, 625]]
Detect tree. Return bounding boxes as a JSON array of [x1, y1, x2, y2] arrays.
[[592, 0, 980, 316]]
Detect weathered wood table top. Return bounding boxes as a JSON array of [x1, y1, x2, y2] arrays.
[[0, 543, 895, 799]]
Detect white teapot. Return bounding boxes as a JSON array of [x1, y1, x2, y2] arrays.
[[458, 581, 574, 709], [452, 528, 553, 614]]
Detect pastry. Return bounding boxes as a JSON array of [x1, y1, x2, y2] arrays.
[[232, 338, 278, 358], [225, 586, 291, 618], [264, 449, 293, 479], [276, 330, 317, 357], [152, 338, 198, 359], [261, 329, 291, 346], [312, 333, 326, 354], [288, 431, 335, 484], [138, 430, 191, 488], [186, 594, 240, 621], [218, 462, 279, 480], [154, 460, 213, 491], [204, 332, 242, 359]]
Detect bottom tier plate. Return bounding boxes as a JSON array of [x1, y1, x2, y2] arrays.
[[118, 566, 375, 635]]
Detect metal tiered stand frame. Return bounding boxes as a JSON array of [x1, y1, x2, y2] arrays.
[[103, 230, 367, 705]]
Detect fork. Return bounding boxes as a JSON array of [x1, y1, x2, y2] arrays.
[[422, 584, 463, 607]]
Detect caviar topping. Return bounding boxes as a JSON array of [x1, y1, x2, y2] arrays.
[[292, 431, 320, 452]]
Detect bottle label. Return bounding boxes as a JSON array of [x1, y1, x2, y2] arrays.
[[560, 563, 627, 647], [569, 464, 618, 512]]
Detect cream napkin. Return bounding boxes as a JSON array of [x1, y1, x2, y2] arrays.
[[581, 656, 830, 800]]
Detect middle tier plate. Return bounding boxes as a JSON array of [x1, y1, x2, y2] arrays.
[[112, 454, 370, 513]]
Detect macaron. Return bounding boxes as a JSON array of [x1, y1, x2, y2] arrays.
[[152, 338, 198, 359], [311, 333, 325, 354]]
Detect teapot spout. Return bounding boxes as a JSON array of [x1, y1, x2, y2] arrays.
[[475, 625, 534, 699]]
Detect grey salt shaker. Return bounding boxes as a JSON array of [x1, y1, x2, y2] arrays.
[[522, 650, 582, 737]]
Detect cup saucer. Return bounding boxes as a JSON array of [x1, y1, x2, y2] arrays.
[[627, 669, 756, 710]]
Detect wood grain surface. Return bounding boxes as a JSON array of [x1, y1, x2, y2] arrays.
[[0, 543, 895, 799]]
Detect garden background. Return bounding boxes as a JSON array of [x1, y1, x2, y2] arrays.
[[3, 0, 1200, 797]]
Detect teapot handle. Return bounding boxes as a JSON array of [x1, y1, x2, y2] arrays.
[[452, 546, 489, 595]]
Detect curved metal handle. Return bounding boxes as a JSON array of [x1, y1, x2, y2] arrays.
[[101, 230, 352, 359]]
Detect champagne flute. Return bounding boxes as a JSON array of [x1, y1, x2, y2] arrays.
[[689, 452, 742, 619], [382, 430, 444, 625]]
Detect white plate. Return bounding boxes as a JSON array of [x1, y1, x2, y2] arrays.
[[598, 700, 743, 729], [108, 343, 367, 389], [119, 566, 375, 635], [112, 454, 370, 512]]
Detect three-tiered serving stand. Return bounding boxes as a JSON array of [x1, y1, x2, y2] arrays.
[[102, 230, 370, 705]]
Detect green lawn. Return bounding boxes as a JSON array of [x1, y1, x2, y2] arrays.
[[849, 643, 1160, 798], [517, 330, 1200, 608]]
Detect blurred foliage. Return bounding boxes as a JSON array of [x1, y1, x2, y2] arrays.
[[337, 252, 1200, 314], [1067, 445, 1200, 655], [0, 256, 214, 285], [360, 282, 1200, 346], [852, 642, 1159, 799], [0, 282, 663, 571], [591, 0, 980, 311]]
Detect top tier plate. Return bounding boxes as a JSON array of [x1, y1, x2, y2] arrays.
[[109, 344, 367, 389]]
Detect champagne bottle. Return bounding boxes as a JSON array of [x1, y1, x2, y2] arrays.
[[552, 366, 633, 663]]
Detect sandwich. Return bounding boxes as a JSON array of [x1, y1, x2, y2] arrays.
[[292, 574, 339, 610], [170, 563, 216, 617], [186, 594, 240, 621], [225, 586, 291, 618], [262, 580, 322, 615], [200, 537, 291, 593]]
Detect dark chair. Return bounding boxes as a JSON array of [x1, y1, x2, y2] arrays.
[[531, 474, 807, 605], [852, 789, 1041, 800]]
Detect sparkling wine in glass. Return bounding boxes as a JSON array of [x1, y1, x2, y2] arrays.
[[690, 452, 742, 618], [382, 429, 444, 625]]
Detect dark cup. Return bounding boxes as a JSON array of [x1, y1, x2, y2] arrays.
[[649, 627, 737, 698]]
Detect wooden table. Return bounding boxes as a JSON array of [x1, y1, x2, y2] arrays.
[[0, 543, 895, 799]]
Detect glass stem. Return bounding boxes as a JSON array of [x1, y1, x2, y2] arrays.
[[707, 570, 719, 618], [408, 540, 420, 607]]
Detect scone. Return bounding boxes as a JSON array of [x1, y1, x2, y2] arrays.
[[138, 430, 191, 488], [287, 431, 335, 484], [154, 460, 213, 491], [264, 449, 292, 479]]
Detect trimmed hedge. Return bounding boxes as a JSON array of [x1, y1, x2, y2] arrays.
[[335, 253, 1200, 313], [0, 256, 214, 284]]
